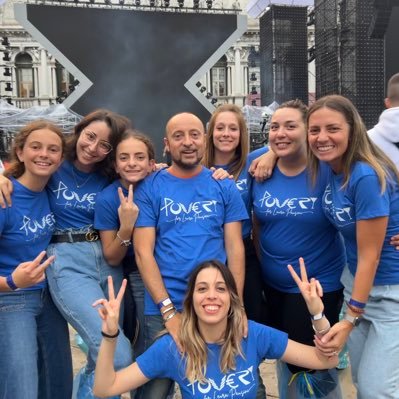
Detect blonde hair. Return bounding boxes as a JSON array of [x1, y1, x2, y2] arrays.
[[203, 104, 249, 180], [179, 260, 244, 383], [307, 95, 399, 191], [5, 120, 65, 179]]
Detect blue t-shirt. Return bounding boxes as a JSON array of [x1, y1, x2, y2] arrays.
[[252, 163, 345, 293], [322, 162, 399, 285], [94, 180, 136, 270], [0, 178, 56, 290], [134, 167, 249, 314], [47, 160, 109, 230], [213, 147, 269, 239], [136, 320, 288, 399]]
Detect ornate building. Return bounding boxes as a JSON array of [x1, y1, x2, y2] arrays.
[[0, 0, 260, 108]]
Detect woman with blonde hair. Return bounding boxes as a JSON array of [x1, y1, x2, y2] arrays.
[[307, 94, 399, 398], [0, 120, 72, 398], [203, 104, 265, 324], [92, 259, 338, 399]]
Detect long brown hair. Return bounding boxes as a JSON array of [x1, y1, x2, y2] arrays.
[[5, 120, 65, 178], [65, 109, 131, 178], [307, 95, 399, 191], [179, 260, 244, 383], [203, 104, 249, 180]]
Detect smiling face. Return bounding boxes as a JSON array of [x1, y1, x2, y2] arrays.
[[164, 113, 205, 173], [115, 137, 155, 187], [17, 128, 63, 180], [308, 107, 350, 173], [193, 267, 230, 333], [269, 107, 307, 160], [75, 120, 112, 172], [212, 111, 241, 160]]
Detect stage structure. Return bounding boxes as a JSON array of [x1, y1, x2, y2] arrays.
[[14, 2, 246, 157], [314, 0, 385, 128], [259, 5, 308, 105]]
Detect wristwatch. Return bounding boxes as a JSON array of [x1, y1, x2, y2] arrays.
[[343, 313, 362, 327]]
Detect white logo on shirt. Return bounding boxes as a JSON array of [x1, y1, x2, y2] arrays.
[[258, 190, 317, 217], [53, 181, 96, 211], [160, 197, 218, 223], [19, 213, 56, 241], [187, 366, 255, 398], [323, 184, 353, 225], [236, 178, 247, 191]]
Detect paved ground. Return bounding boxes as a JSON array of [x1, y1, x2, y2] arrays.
[[70, 327, 356, 398]]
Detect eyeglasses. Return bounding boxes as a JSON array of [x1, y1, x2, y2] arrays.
[[81, 130, 113, 155]]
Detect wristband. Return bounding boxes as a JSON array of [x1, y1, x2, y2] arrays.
[[163, 310, 177, 323], [157, 297, 172, 310], [346, 302, 365, 314], [101, 329, 120, 339], [348, 298, 366, 309], [161, 305, 175, 315], [310, 311, 324, 321], [6, 274, 19, 291], [312, 323, 331, 336]]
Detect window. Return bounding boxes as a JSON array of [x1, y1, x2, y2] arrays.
[[15, 53, 34, 98], [211, 56, 227, 96]]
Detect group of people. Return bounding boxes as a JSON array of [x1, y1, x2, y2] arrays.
[[1, 73, 399, 399]]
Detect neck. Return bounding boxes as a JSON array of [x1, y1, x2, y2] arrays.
[[73, 159, 94, 173], [277, 150, 307, 176], [198, 320, 227, 344], [168, 164, 202, 178], [214, 150, 235, 167], [17, 173, 48, 192]]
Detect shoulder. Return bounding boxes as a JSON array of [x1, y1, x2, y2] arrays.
[[247, 146, 268, 163]]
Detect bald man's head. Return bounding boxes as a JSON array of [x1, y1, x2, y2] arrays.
[[164, 112, 206, 171], [386, 73, 399, 108]]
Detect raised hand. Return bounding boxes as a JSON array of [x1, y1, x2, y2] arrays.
[[287, 257, 324, 316], [0, 174, 13, 208], [93, 276, 127, 336], [117, 185, 139, 228], [12, 251, 54, 289]]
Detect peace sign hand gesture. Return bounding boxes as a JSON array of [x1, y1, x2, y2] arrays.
[[287, 257, 324, 316], [12, 251, 55, 289], [93, 276, 127, 336], [117, 185, 139, 228]]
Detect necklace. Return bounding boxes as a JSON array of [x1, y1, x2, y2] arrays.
[[71, 166, 92, 189]]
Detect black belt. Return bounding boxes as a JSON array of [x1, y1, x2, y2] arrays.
[[50, 231, 99, 244]]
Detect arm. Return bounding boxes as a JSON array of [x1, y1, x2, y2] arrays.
[[282, 339, 338, 370], [0, 251, 54, 291], [224, 221, 245, 301], [100, 186, 138, 266], [0, 174, 13, 208], [248, 148, 278, 182], [316, 217, 387, 353], [224, 221, 247, 337], [93, 277, 150, 397], [133, 226, 182, 350]]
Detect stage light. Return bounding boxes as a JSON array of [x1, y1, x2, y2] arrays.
[[211, 98, 217, 104], [5, 82, 12, 91], [206, 92, 212, 99], [6, 97, 13, 105], [251, 99, 257, 106], [134, 0, 140, 5], [120, 0, 125, 4], [193, 0, 199, 8], [178, 0, 184, 7], [250, 72, 257, 81], [3, 68, 11, 77], [150, 0, 155, 6], [200, 87, 206, 93], [251, 86, 257, 94], [196, 81, 202, 88], [206, 0, 212, 8], [164, 0, 170, 6]]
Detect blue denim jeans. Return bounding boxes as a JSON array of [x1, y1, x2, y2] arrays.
[[341, 266, 399, 398], [0, 287, 73, 399], [135, 315, 175, 399], [46, 240, 132, 398]]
